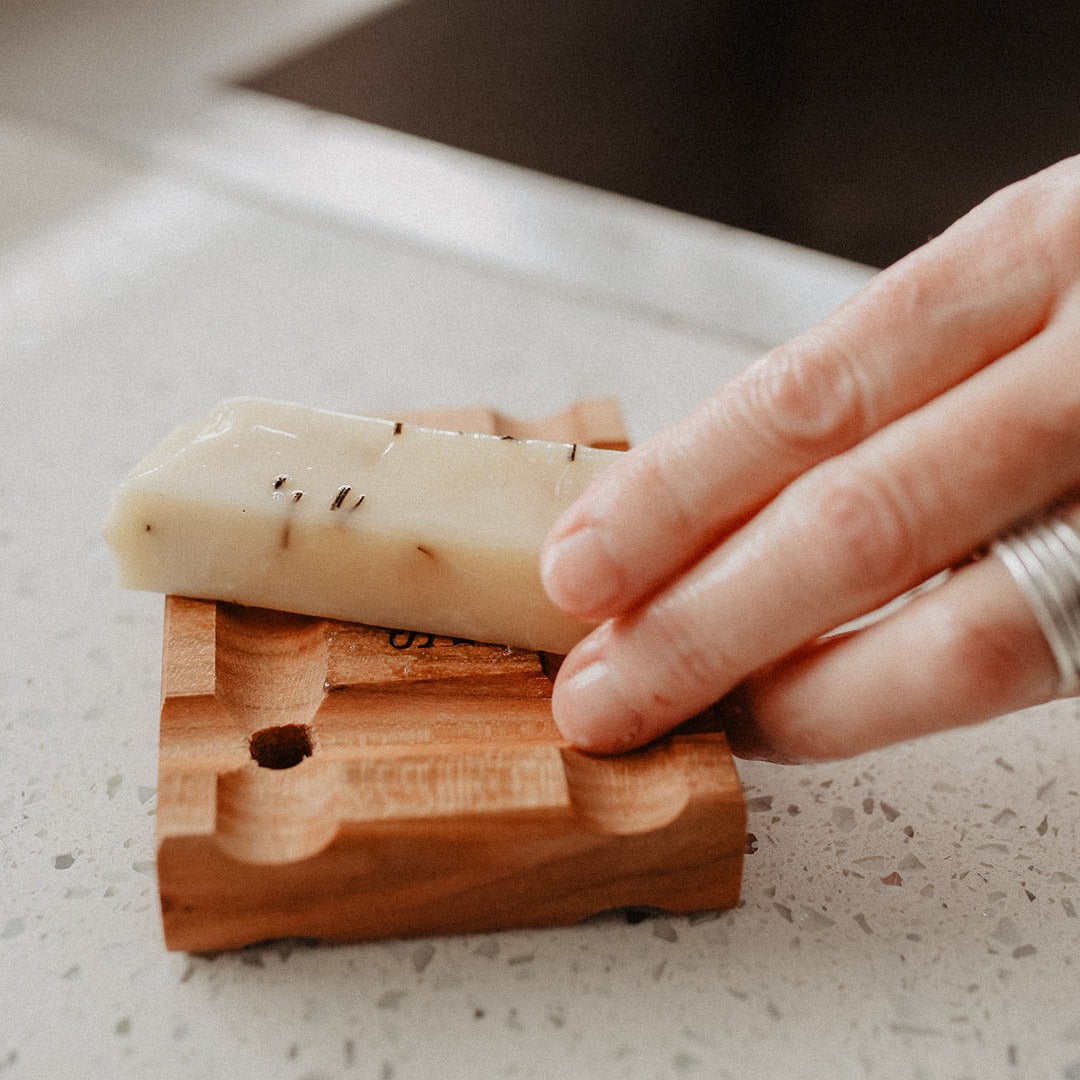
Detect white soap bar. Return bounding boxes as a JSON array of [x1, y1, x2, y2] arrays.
[[104, 399, 619, 653]]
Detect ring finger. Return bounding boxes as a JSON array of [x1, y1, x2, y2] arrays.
[[720, 499, 1080, 762]]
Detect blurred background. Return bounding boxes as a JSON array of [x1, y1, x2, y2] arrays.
[[3, 1, 1079, 269], [245, 0, 1080, 267]]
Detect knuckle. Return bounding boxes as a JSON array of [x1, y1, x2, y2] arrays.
[[965, 382, 1080, 501], [862, 257, 943, 326], [735, 340, 870, 462], [962, 157, 1080, 285], [935, 601, 1056, 709], [800, 467, 922, 601]]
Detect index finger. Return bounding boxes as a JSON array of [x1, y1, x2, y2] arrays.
[[540, 163, 1067, 621]]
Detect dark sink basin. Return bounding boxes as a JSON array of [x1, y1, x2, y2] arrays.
[[245, 0, 1080, 268]]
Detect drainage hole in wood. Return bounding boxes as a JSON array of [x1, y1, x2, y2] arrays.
[[249, 724, 314, 769]]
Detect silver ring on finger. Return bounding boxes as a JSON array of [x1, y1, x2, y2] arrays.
[[992, 510, 1080, 696]]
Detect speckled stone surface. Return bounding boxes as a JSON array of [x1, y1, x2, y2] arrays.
[[3, 5, 1080, 1078]]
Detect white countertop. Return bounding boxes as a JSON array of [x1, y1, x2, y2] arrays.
[[2, 4, 1078, 1078]]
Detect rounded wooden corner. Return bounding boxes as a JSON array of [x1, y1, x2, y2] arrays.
[[559, 744, 690, 836]]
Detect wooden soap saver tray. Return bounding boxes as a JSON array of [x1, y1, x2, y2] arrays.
[[153, 400, 746, 951]]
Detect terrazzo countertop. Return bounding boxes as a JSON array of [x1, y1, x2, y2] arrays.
[[3, 4, 1079, 1077]]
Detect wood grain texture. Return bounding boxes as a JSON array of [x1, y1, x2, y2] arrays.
[[155, 400, 745, 951]]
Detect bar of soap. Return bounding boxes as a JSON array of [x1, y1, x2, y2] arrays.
[[104, 398, 619, 653]]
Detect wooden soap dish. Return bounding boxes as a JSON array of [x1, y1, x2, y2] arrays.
[[154, 401, 746, 951]]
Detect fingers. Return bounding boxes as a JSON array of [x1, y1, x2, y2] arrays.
[[719, 524, 1072, 763], [550, 310, 1080, 753], [541, 164, 1066, 623]]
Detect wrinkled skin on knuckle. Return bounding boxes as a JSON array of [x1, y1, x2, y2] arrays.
[[870, 214, 1050, 366], [962, 155, 1080, 294], [733, 340, 870, 462], [861, 252, 945, 325], [796, 466, 922, 604]]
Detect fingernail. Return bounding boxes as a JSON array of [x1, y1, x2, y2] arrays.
[[552, 658, 641, 753], [541, 525, 622, 616]]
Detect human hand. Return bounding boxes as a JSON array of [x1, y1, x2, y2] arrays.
[[541, 157, 1080, 762]]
